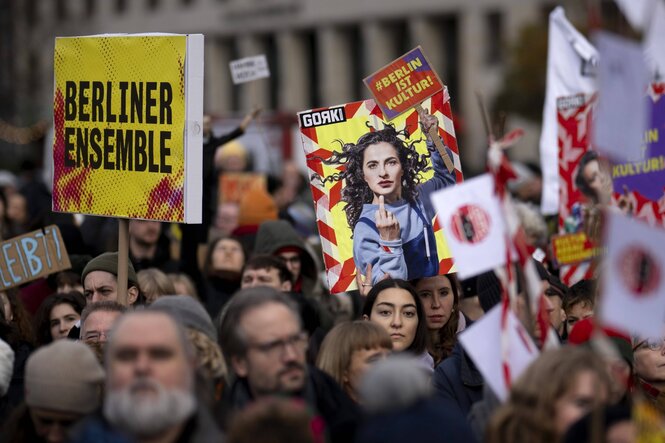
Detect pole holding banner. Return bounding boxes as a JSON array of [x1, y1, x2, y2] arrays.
[[415, 104, 455, 172], [117, 219, 129, 306]]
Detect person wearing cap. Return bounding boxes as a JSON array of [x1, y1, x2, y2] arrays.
[[81, 251, 142, 306], [150, 295, 227, 386], [71, 310, 223, 442], [3, 340, 104, 443]]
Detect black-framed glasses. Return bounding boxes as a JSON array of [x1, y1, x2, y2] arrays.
[[248, 332, 308, 358]]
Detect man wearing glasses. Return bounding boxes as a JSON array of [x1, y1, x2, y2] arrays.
[[634, 335, 665, 414], [79, 301, 127, 364], [218, 287, 358, 443]]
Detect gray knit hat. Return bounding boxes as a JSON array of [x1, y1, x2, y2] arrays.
[[81, 252, 139, 287], [150, 295, 217, 342], [25, 340, 104, 414]]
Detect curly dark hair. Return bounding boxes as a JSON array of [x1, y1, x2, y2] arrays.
[[314, 123, 433, 231], [575, 150, 599, 202]]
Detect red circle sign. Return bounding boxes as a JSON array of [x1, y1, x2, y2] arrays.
[[618, 246, 661, 296], [450, 204, 491, 244]]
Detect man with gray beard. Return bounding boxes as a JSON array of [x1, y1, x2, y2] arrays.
[[70, 311, 223, 442]]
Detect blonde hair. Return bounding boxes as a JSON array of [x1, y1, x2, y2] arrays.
[[186, 328, 227, 380], [137, 268, 176, 304], [487, 346, 611, 443], [167, 273, 200, 301], [316, 321, 392, 391]]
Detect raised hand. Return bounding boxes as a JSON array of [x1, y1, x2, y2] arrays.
[[417, 106, 439, 137], [355, 263, 373, 296], [375, 195, 400, 241]]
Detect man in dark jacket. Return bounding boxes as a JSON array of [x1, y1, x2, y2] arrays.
[[70, 310, 223, 442], [218, 287, 358, 443]]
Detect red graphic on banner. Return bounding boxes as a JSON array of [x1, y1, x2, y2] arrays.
[[450, 204, 491, 244], [619, 246, 661, 296]]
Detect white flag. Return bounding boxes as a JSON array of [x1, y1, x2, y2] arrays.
[[459, 304, 539, 401], [600, 211, 665, 338], [430, 174, 506, 279], [540, 7, 598, 215], [614, 0, 665, 78], [593, 31, 648, 162]]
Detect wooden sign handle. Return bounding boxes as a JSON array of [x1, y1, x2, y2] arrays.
[[415, 104, 454, 173], [117, 218, 129, 306]]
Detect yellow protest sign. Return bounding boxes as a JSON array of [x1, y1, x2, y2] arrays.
[[52, 34, 203, 222]]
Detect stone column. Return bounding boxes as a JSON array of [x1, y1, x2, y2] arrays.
[[362, 22, 397, 74], [317, 27, 353, 106], [236, 35, 269, 111], [459, 8, 486, 172], [204, 37, 233, 114], [409, 17, 446, 84], [276, 31, 309, 112]]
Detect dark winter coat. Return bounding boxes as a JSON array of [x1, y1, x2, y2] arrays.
[[432, 341, 484, 417], [220, 365, 358, 443]]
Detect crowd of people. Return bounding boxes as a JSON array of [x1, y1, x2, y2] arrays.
[[0, 109, 662, 443]]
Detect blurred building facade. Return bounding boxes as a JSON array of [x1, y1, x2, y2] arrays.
[[4, 0, 571, 171]]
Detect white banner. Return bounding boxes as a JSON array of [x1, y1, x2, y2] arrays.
[[540, 7, 598, 215]]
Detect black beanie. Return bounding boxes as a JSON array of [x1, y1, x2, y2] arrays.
[[475, 271, 502, 313], [81, 252, 139, 288]]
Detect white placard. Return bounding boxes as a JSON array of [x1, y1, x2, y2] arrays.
[[459, 304, 539, 401], [430, 174, 506, 279], [600, 210, 665, 338], [229, 55, 270, 84]]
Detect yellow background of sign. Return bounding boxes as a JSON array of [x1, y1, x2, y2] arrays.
[[52, 35, 187, 221]]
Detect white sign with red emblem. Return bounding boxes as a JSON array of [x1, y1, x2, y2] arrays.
[[430, 174, 506, 279], [600, 211, 665, 338]]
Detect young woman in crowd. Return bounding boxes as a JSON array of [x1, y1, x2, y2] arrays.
[[487, 346, 612, 443], [316, 320, 393, 403], [203, 236, 247, 319], [413, 273, 465, 366], [34, 291, 86, 346], [362, 279, 430, 367]]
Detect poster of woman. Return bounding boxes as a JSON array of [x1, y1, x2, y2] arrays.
[[299, 88, 463, 293]]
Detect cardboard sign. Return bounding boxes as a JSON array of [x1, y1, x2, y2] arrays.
[[229, 55, 270, 84], [219, 173, 266, 204], [430, 174, 506, 280], [52, 34, 204, 223], [0, 226, 71, 290], [299, 89, 463, 293], [600, 211, 665, 338], [363, 46, 443, 120]]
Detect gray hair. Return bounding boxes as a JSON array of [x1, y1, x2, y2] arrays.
[[218, 287, 301, 367], [105, 310, 196, 368], [80, 301, 128, 336], [359, 354, 432, 414]]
